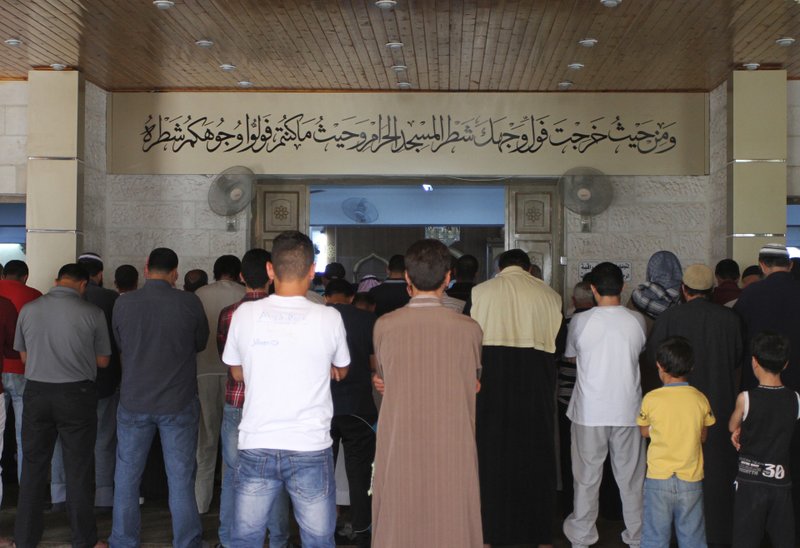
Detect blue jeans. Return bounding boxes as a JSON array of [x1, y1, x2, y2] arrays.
[[3, 372, 25, 480], [110, 398, 202, 548], [642, 476, 707, 548], [220, 404, 291, 547], [232, 447, 336, 548]]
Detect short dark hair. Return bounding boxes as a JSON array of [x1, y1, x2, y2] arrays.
[[3, 260, 28, 280], [78, 257, 104, 278], [323, 262, 346, 280], [656, 336, 694, 377], [114, 264, 139, 291], [752, 331, 790, 374], [715, 259, 740, 281], [498, 249, 531, 271], [241, 248, 270, 289], [324, 278, 355, 297], [148, 247, 179, 274], [742, 265, 763, 279], [213, 255, 242, 281], [590, 262, 624, 296], [57, 263, 89, 282], [759, 252, 791, 269], [387, 254, 405, 274], [184, 269, 208, 292], [353, 292, 375, 308], [455, 254, 479, 280], [405, 239, 451, 291], [271, 231, 315, 281]]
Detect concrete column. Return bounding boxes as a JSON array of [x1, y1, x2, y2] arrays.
[[25, 70, 84, 291], [727, 70, 787, 268]]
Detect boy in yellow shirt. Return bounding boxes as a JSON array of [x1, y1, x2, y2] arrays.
[[637, 336, 715, 547]]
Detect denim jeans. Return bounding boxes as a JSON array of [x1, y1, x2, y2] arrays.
[[642, 476, 706, 548], [232, 447, 336, 548], [110, 398, 202, 548], [220, 404, 290, 547], [3, 372, 25, 480]]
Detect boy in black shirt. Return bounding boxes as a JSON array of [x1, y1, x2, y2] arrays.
[[729, 331, 800, 548]]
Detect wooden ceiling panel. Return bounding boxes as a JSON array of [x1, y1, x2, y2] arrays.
[[0, 0, 798, 92]]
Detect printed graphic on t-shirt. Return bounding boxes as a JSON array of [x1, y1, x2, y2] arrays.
[[738, 456, 791, 486]]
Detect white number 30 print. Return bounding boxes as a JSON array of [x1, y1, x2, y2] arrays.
[[763, 464, 786, 479]]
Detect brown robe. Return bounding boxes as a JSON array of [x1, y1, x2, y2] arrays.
[[372, 296, 483, 548]]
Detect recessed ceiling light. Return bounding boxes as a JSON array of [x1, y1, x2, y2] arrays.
[[375, 0, 397, 8], [567, 62, 585, 70], [50, 63, 67, 71], [153, 0, 175, 9], [385, 41, 404, 50], [391, 64, 407, 72], [578, 38, 598, 48], [397, 82, 412, 89], [219, 63, 236, 71], [558, 81, 573, 90], [237, 81, 254, 88], [195, 39, 214, 48], [600, 0, 621, 6], [776, 37, 796, 47], [4, 38, 22, 47], [742, 62, 760, 71]]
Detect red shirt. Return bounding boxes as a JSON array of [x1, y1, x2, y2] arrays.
[[218, 291, 268, 408], [0, 280, 42, 375]]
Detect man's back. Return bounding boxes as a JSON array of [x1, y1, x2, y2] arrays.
[[85, 282, 120, 398], [113, 279, 208, 414], [369, 279, 409, 317], [330, 303, 376, 417], [223, 295, 350, 451], [195, 280, 246, 376], [0, 279, 40, 376]]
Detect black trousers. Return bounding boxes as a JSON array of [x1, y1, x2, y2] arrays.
[[733, 481, 794, 548], [331, 413, 377, 536], [15, 380, 98, 548]]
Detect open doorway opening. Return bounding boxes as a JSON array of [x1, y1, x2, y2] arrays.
[[309, 184, 505, 287]]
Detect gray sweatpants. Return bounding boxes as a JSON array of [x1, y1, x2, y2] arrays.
[[563, 424, 646, 547]]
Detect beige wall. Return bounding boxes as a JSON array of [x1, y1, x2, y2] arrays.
[[788, 81, 800, 197], [0, 82, 28, 194]]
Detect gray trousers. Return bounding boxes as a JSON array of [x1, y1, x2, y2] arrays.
[[195, 374, 226, 513], [563, 423, 646, 548]]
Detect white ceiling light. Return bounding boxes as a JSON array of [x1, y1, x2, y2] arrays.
[[776, 37, 796, 47], [375, 0, 397, 8], [558, 81, 573, 90], [237, 80, 254, 88], [743, 62, 760, 70], [600, 0, 621, 6], [50, 63, 67, 71], [391, 64, 407, 72], [385, 41, 404, 50], [397, 82, 412, 89], [578, 38, 598, 48], [219, 63, 236, 71], [153, 0, 175, 9], [195, 39, 214, 48], [4, 38, 22, 47], [567, 62, 585, 70]]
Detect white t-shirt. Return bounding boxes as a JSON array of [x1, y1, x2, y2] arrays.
[[222, 295, 350, 451], [565, 305, 647, 427]]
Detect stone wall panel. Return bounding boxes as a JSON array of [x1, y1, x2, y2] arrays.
[[110, 202, 195, 229]]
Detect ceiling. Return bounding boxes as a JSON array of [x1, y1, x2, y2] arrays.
[[0, 0, 798, 92]]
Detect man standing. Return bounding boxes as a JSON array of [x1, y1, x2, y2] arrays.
[[194, 254, 245, 515], [711, 259, 742, 306], [371, 239, 483, 547], [734, 243, 800, 536], [110, 248, 209, 548], [646, 264, 742, 546], [471, 249, 562, 546], [216, 249, 291, 548], [563, 262, 647, 548], [0, 260, 42, 481], [446, 254, 479, 314], [14, 263, 111, 548], [0, 295, 17, 509], [223, 231, 350, 548], [324, 279, 377, 548], [368, 254, 409, 317]]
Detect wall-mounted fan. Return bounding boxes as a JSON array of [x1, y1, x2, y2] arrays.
[[559, 167, 614, 233], [208, 166, 255, 231], [341, 197, 379, 224]]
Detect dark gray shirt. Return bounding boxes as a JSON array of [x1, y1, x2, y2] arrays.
[[14, 286, 111, 383], [113, 279, 209, 414]]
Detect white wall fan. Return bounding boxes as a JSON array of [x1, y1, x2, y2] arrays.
[[208, 166, 256, 231], [559, 167, 614, 233]]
